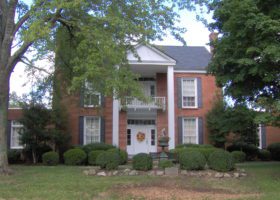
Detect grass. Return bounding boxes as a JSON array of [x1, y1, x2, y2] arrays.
[[0, 162, 279, 200]]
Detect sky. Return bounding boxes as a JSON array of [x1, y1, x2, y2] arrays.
[[10, 9, 212, 96]]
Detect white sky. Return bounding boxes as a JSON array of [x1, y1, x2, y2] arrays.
[[10, 10, 211, 96]]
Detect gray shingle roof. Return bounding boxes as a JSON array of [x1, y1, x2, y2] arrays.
[[156, 46, 211, 71]]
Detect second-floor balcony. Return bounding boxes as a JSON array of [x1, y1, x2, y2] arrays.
[[121, 96, 166, 111]]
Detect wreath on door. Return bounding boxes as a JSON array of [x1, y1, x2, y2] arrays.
[[136, 132, 145, 142]]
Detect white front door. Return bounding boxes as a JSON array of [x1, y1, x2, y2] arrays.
[[127, 125, 157, 155]]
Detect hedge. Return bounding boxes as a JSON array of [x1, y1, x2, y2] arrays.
[[96, 151, 120, 170], [88, 150, 105, 165], [179, 150, 206, 170], [267, 143, 280, 161], [42, 151, 59, 166]]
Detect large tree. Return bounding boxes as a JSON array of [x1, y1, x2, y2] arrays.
[[206, 0, 280, 126], [0, 0, 191, 173]]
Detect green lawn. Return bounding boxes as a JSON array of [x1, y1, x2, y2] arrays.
[[0, 162, 279, 200]]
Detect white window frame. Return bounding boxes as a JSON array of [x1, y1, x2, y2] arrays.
[[181, 78, 198, 108], [83, 116, 101, 145], [258, 124, 262, 149], [84, 81, 101, 107], [10, 120, 24, 149], [182, 117, 199, 144]]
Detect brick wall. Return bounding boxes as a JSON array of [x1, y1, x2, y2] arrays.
[[174, 73, 220, 146], [156, 73, 168, 151], [266, 126, 280, 146], [59, 93, 113, 146]]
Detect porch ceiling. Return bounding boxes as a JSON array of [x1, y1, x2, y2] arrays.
[[130, 64, 169, 76]]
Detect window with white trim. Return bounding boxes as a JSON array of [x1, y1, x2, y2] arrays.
[[183, 118, 198, 144], [84, 82, 101, 107], [11, 121, 24, 149], [182, 79, 197, 108], [84, 117, 101, 144]]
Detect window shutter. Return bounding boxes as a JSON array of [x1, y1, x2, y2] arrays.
[[178, 117, 183, 144], [198, 117, 203, 144], [80, 87, 85, 107], [177, 78, 182, 109], [197, 78, 202, 108], [101, 95, 105, 107], [100, 117, 105, 143], [261, 125, 266, 149], [7, 120, 11, 149], [79, 116, 84, 145]]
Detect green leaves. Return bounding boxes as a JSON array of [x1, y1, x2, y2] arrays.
[[206, 0, 280, 124]]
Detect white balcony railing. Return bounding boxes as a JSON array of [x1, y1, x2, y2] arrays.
[[122, 97, 166, 111]]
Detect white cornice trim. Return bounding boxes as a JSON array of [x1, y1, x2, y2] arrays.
[[174, 70, 207, 74]]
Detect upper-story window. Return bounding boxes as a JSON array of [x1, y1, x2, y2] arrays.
[[11, 120, 24, 149], [84, 82, 101, 107], [182, 78, 197, 108]]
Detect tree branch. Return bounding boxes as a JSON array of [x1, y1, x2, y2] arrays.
[[20, 56, 52, 75], [7, 41, 33, 73], [13, 10, 30, 37]]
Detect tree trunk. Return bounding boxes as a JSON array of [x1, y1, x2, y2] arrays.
[[0, 71, 10, 173]]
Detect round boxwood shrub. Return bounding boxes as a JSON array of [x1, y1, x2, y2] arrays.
[[208, 150, 234, 172], [96, 151, 120, 170], [63, 149, 87, 165], [158, 160, 173, 169], [42, 151, 59, 166], [88, 150, 105, 165], [179, 150, 206, 170], [132, 153, 153, 171], [107, 148, 128, 165], [267, 143, 280, 161], [258, 149, 271, 161], [231, 151, 246, 163]]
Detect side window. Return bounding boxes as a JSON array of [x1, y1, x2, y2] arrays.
[[151, 129, 156, 146], [127, 129, 131, 146]]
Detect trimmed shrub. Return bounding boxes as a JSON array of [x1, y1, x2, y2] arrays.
[[81, 143, 115, 154], [231, 151, 246, 163], [132, 153, 153, 171], [7, 150, 22, 164], [208, 150, 234, 172], [179, 150, 206, 170], [107, 148, 128, 165], [176, 144, 214, 149], [258, 149, 271, 161], [63, 149, 87, 165], [42, 151, 59, 165], [158, 160, 174, 169], [267, 143, 280, 161], [96, 151, 120, 170], [88, 150, 105, 165], [227, 143, 259, 161]]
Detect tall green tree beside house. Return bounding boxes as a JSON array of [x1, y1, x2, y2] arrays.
[[205, 0, 280, 126], [207, 98, 258, 148], [0, 0, 195, 173]]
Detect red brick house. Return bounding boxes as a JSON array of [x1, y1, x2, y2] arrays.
[[7, 44, 280, 154]]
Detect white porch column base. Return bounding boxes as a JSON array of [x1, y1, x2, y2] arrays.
[[112, 98, 119, 147], [167, 66, 175, 149]]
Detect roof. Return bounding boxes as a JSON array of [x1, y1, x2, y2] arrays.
[[155, 46, 211, 71]]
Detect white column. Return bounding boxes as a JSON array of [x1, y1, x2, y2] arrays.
[[167, 66, 175, 149], [112, 97, 119, 147]]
